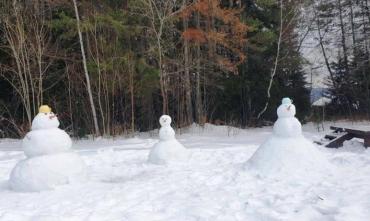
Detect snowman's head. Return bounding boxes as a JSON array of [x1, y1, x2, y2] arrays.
[[31, 105, 60, 130], [159, 115, 172, 127], [282, 97, 292, 105], [277, 98, 296, 118]]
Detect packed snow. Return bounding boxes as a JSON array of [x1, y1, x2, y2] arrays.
[[24, 110, 72, 157], [246, 98, 332, 178], [272, 98, 302, 137], [9, 106, 86, 192], [0, 121, 369, 220], [148, 115, 189, 164], [23, 128, 72, 158], [9, 152, 86, 192]]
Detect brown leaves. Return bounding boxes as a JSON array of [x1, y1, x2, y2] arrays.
[[179, 0, 248, 73], [182, 28, 207, 43]]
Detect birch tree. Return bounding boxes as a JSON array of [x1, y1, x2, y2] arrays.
[[257, 0, 283, 119], [133, 0, 182, 114], [0, 1, 54, 126], [72, 0, 100, 136]]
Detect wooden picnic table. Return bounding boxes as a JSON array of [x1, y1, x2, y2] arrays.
[[325, 126, 370, 148]]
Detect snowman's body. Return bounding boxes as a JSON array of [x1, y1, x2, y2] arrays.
[[9, 107, 86, 192], [159, 125, 176, 141], [148, 115, 189, 164], [246, 98, 332, 178], [23, 128, 72, 157]]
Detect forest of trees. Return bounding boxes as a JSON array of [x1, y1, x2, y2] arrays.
[[0, 0, 369, 138], [313, 0, 370, 118]]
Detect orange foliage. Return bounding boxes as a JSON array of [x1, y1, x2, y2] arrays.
[[194, 0, 218, 15], [179, 0, 248, 73], [217, 57, 237, 72], [182, 28, 207, 44]]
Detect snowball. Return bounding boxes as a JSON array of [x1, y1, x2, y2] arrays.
[[9, 152, 86, 192], [159, 126, 175, 141], [31, 113, 60, 130], [23, 128, 72, 158], [277, 103, 296, 118], [282, 97, 292, 105], [159, 115, 172, 127], [148, 139, 189, 165], [273, 117, 302, 137]]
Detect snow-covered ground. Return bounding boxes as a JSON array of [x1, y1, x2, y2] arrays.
[[0, 122, 369, 221]]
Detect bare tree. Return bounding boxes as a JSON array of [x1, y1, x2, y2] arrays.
[[195, 11, 204, 124], [72, 0, 100, 136], [182, 0, 193, 125], [0, 2, 54, 126], [134, 0, 182, 114], [257, 0, 284, 119]]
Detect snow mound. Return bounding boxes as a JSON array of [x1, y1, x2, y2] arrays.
[[245, 98, 332, 179], [148, 139, 189, 164], [23, 128, 72, 158], [182, 123, 245, 137], [342, 140, 367, 152], [9, 152, 86, 192], [245, 135, 331, 178]]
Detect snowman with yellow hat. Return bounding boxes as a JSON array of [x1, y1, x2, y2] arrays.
[[9, 105, 86, 192], [22, 105, 71, 156]]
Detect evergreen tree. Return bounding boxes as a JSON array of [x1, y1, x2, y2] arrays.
[[0, 0, 314, 137]]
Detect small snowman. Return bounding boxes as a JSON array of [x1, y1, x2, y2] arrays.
[[273, 97, 302, 137], [245, 98, 332, 178], [9, 105, 86, 192], [148, 115, 189, 164]]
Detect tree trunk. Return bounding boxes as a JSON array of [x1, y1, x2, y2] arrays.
[[257, 0, 283, 119], [183, 0, 193, 125], [72, 0, 100, 136], [195, 11, 203, 124], [349, 0, 357, 57], [316, 13, 337, 90], [361, 0, 370, 118], [157, 37, 168, 114], [337, 0, 350, 73], [129, 55, 135, 134], [90, 20, 106, 135]]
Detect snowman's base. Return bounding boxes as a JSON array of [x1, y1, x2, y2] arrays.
[[148, 139, 189, 165], [9, 152, 86, 192], [245, 135, 332, 179]]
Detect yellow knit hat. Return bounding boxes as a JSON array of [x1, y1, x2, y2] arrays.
[[39, 105, 52, 114]]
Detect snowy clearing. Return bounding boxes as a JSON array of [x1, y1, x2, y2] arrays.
[[0, 122, 369, 221]]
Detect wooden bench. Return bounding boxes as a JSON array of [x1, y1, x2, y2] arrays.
[[324, 126, 370, 148]]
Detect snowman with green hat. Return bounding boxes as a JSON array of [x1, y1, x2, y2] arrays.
[[245, 97, 332, 178], [273, 97, 302, 137]]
